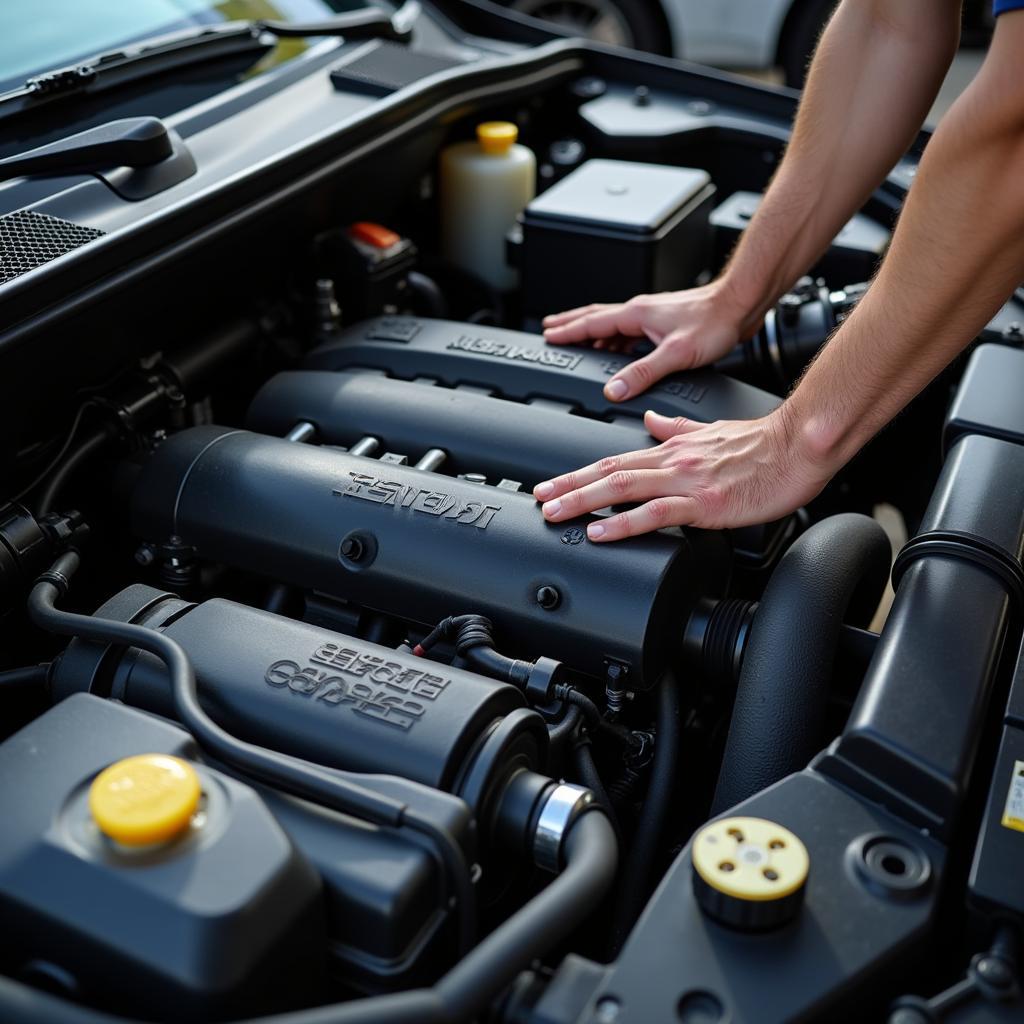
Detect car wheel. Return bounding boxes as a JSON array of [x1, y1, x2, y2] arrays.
[[778, 0, 837, 89], [508, 0, 669, 55]]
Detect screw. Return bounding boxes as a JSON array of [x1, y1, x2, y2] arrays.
[[341, 536, 364, 562], [134, 544, 156, 567], [536, 585, 561, 610]]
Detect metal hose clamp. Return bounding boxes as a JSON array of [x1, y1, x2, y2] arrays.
[[533, 783, 594, 873]]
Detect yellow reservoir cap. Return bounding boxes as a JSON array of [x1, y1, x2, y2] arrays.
[[477, 121, 518, 155], [89, 754, 201, 847], [692, 816, 808, 902]]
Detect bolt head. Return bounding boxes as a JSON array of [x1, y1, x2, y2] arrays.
[[341, 537, 364, 561]]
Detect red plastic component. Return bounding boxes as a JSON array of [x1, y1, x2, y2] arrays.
[[349, 221, 401, 249]]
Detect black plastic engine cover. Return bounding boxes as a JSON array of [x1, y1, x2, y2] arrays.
[[301, 316, 780, 425], [53, 586, 547, 809], [132, 427, 725, 687], [247, 369, 656, 486]]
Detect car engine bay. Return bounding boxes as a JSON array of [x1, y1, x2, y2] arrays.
[[2, 5, 1024, 1022]]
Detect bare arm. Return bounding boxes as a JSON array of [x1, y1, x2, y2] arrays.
[[535, 11, 1024, 539], [542, 0, 961, 403], [785, 13, 1024, 471]]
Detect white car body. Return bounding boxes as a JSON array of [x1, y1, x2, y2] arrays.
[[664, 0, 796, 66]]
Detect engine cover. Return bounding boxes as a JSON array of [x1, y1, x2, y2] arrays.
[[132, 427, 727, 687], [301, 316, 780, 426]]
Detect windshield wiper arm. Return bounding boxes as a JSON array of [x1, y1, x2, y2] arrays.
[[255, 7, 413, 42], [0, 116, 197, 200]]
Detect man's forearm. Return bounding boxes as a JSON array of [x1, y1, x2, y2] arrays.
[[784, 14, 1024, 469], [722, 0, 960, 334]]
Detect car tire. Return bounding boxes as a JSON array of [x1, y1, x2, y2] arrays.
[[508, 0, 670, 55], [778, 0, 837, 89]]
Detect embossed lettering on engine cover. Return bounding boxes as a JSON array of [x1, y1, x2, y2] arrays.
[[265, 642, 451, 730], [446, 334, 584, 371], [600, 358, 708, 403], [335, 472, 501, 528]]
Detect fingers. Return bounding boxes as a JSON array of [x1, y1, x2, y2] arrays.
[[587, 497, 702, 541], [533, 447, 663, 502], [603, 339, 690, 402], [542, 304, 608, 329], [542, 304, 645, 346], [643, 409, 705, 441], [538, 468, 676, 523]]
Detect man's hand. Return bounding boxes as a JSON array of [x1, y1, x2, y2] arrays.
[[541, 282, 753, 403], [532, 409, 834, 539]]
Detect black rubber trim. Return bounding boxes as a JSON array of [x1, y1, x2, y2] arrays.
[[892, 530, 1024, 608]]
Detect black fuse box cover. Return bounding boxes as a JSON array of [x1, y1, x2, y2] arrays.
[[944, 343, 1024, 453], [521, 159, 715, 317]]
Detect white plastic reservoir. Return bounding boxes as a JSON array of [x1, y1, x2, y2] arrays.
[[440, 121, 536, 291]]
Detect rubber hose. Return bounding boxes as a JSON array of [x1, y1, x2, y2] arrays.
[[0, 812, 617, 1024], [0, 663, 49, 689], [35, 428, 112, 515], [571, 740, 621, 843], [608, 671, 681, 954], [712, 512, 891, 814], [546, 703, 582, 748], [407, 271, 448, 318]]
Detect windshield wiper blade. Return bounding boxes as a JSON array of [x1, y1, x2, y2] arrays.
[[0, 7, 412, 117]]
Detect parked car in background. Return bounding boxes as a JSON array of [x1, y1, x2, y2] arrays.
[[507, 0, 992, 86]]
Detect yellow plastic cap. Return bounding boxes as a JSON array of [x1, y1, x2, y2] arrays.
[[692, 816, 809, 901], [89, 754, 201, 847], [477, 121, 518, 154]]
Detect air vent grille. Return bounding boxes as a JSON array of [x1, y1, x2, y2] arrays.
[[0, 209, 104, 284]]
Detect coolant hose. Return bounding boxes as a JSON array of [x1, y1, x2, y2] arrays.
[[571, 739, 621, 842], [712, 512, 891, 814], [0, 811, 617, 1024], [609, 671, 681, 953]]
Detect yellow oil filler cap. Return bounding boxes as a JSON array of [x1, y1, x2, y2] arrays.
[[692, 816, 809, 930], [89, 754, 201, 847], [477, 121, 519, 155]]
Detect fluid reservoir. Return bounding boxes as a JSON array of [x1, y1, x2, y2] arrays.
[[440, 121, 535, 290]]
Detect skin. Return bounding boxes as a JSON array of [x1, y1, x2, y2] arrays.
[[535, 2, 1024, 542]]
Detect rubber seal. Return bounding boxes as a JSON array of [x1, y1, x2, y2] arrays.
[[891, 530, 1024, 608]]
